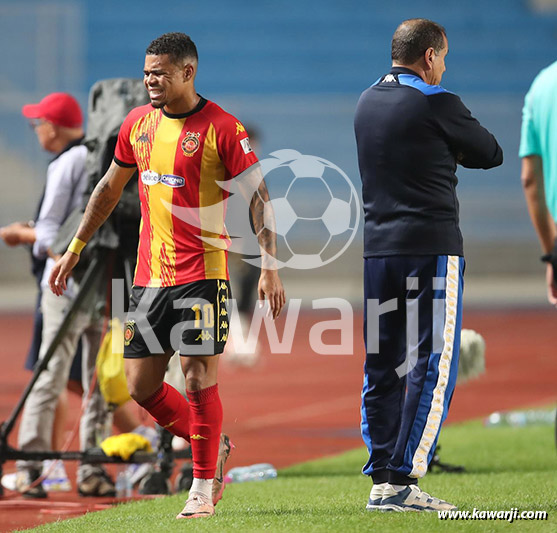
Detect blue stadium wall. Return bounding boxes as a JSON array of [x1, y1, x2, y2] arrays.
[[1, 0, 557, 247]]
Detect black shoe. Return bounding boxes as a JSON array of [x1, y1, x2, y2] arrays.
[[78, 470, 116, 497]]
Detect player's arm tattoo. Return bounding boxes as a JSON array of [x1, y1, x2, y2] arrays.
[[250, 179, 278, 269], [75, 163, 133, 243]]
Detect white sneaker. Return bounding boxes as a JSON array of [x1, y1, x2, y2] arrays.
[[42, 460, 71, 492], [176, 492, 215, 519], [366, 482, 387, 511], [381, 483, 457, 512], [1, 472, 17, 491]]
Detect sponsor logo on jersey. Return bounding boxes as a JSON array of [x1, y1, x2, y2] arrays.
[[161, 174, 185, 188], [141, 170, 185, 188], [240, 137, 253, 154], [235, 122, 245, 135], [141, 170, 160, 185], [181, 131, 200, 157], [136, 133, 149, 143], [190, 434, 208, 440]]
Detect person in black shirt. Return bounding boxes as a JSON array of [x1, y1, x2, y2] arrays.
[[354, 18, 502, 512]]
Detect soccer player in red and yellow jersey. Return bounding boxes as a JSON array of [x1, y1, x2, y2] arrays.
[[50, 32, 285, 519]]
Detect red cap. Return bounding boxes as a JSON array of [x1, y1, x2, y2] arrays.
[[22, 92, 83, 128]]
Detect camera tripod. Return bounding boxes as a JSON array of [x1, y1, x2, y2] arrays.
[[0, 249, 193, 497]]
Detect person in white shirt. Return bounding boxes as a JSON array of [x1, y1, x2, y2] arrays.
[[4, 93, 116, 498]]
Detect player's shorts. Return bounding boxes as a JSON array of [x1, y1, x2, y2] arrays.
[[123, 279, 230, 358]]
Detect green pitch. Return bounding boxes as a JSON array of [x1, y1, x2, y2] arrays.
[[29, 415, 556, 532]]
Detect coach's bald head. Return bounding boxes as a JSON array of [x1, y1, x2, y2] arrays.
[[391, 18, 448, 85]]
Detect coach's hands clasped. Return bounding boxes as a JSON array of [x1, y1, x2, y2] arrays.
[[49, 250, 81, 296]]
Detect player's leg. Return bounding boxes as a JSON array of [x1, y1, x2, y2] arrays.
[[124, 286, 192, 441], [176, 354, 223, 519], [176, 280, 230, 519], [126, 349, 192, 439], [182, 353, 222, 473], [381, 255, 463, 512]]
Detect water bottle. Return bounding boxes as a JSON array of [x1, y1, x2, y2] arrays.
[[225, 463, 277, 483], [115, 468, 133, 498], [485, 409, 556, 428]]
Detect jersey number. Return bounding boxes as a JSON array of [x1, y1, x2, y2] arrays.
[[192, 304, 214, 329]]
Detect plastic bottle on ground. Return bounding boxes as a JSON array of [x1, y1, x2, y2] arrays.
[[226, 463, 277, 483], [115, 467, 133, 497], [484, 409, 556, 427]]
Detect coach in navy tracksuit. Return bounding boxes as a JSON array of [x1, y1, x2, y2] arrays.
[[354, 19, 502, 512]]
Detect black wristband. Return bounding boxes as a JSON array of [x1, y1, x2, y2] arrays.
[[541, 253, 553, 263]]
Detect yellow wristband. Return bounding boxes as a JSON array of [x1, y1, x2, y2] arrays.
[[67, 237, 87, 256]]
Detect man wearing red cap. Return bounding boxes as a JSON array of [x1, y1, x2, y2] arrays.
[[23, 92, 83, 128], [0, 93, 117, 498], [1, 93, 84, 246]]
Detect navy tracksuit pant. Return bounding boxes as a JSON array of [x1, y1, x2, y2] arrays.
[[361, 255, 464, 485]]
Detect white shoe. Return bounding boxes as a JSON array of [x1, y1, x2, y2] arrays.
[[176, 492, 215, 519], [366, 482, 387, 511], [381, 483, 457, 512], [1, 472, 17, 491]]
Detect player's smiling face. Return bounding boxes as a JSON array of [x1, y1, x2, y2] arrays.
[[143, 54, 191, 111]]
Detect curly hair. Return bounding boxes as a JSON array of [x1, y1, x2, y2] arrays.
[[146, 32, 198, 64]]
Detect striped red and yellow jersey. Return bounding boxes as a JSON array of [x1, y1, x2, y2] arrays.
[[114, 97, 258, 288]]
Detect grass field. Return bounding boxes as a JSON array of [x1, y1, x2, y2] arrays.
[[29, 417, 556, 532]]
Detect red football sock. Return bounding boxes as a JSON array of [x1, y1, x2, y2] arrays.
[[138, 382, 190, 442], [187, 384, 223, 479]]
